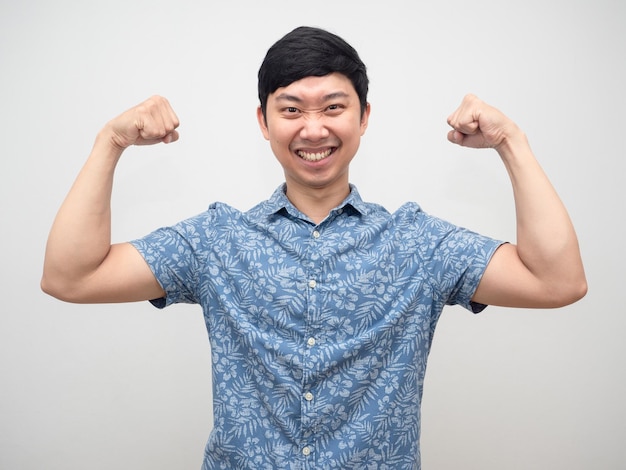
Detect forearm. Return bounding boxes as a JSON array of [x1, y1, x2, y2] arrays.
[[42, 132, 124, 293], [498, 131, 586, 297], [448, 94, 587, 306], [41, 96, 179, 302]]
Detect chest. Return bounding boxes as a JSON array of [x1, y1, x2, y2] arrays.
[[202, 218, 438, 347]]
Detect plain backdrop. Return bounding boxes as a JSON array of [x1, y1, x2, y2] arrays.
[[1, 0, 624, 468]]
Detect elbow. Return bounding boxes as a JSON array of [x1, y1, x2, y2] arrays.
[[40, 274, 65, 301], [549, 275, 588, 308], [569, 277, 588, 304], [41, 273, 82, 303]]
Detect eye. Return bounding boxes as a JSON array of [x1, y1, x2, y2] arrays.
[[281, 106, 301, 118], [280, 106, 302, 119], [325, 104, 344, 115]]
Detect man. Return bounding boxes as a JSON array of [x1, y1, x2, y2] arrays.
[[42, 26, 586, 469]]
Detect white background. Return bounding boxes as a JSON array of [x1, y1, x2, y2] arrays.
[[1, 0, 624, 468]]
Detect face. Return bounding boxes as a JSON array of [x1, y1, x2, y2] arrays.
[[257, 73, 370, 198]]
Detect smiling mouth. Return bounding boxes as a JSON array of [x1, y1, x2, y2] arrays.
[[296, 148, 335, 162]]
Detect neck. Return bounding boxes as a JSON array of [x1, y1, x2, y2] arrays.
[[285, 183, 350, 225]]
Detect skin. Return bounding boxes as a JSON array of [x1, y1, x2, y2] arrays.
[[41, 76, 587, 308], [446, 96, 587, 307], [257, 73, 370, 224]]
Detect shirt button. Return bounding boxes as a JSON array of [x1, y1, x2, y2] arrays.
[[302, 446, 312, 456], [312, 230, 320, 239], [308, 279, 317, 289], [304, 392, 314, 401], [307, 337, 316, 347]]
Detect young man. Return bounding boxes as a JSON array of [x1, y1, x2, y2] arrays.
[[42, 26, 586, 469]]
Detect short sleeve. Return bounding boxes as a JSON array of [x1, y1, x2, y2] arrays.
[[412, 210, 505, 314], [130, 212, 212, 308]]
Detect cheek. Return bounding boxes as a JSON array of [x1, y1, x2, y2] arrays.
[[341, 122, 365, 144], [270, 135, 287, 149], [268, 126, 295, 150], [269, 135, 291, 158]]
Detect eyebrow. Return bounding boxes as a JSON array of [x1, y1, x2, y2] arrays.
[[274, 91, 351, 103]]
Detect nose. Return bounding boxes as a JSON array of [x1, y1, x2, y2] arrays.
[[299, 112, 330, 141]]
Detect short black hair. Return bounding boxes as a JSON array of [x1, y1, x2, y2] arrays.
[[258, 26, 369, 119]]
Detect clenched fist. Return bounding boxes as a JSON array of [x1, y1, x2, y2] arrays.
[[447, 94, 522, 151], [104, 95, 180, 150]]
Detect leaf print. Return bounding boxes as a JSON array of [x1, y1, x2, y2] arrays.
[[131, 185, 504, 469]]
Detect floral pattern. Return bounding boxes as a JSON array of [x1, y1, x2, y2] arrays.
[[131, 185, 502, 469]]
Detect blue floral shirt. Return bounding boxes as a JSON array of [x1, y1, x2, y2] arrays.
[[131, 185, 503, 469]]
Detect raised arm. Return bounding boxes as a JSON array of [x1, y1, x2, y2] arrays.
[[447, 94, 587, 308], [41, 96, 179, 303]]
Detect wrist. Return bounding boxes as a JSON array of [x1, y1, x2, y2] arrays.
[[93, 127, 127, 162], [495, 127, 531, 162]]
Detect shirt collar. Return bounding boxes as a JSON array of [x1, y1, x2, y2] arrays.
[[263, 183, 369, 220]]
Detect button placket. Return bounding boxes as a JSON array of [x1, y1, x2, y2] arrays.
[[301, 225, 323, 464]]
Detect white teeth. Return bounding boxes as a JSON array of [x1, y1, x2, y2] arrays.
[[297, 148, 333, 162]]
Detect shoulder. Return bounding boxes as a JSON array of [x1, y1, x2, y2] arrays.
[[132, 202, 245, 255], [178, 202, 245, 231]]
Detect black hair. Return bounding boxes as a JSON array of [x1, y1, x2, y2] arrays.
[[258, 26, 369, 119]]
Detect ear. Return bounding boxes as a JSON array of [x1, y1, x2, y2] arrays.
[[360, 102, 371, 136], [257, 106, 270, 140]]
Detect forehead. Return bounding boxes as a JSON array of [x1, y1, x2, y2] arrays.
[[270, 73, 357, 104]]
